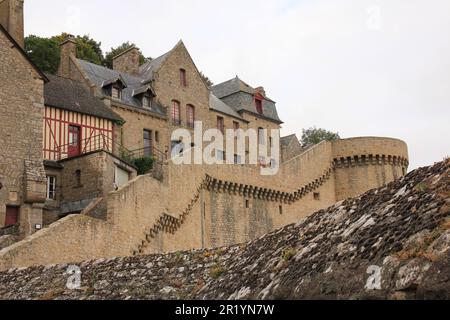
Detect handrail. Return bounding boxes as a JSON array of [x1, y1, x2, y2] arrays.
[[56, 133, 134, 162], [128, 145, 168, 163]]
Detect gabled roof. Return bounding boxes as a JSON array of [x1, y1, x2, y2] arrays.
[[44, 74, 123, 122], [209, 93, 247, 122], [212, 76, 282, 124], [0, 24, 48, 83], [139, 50, 172, 81], [132, 84, 156, 97], [212, 76, 275, 102], [281, 134, 299, 147], [77, 59, 166, 117], [101, 75, 127, 88]]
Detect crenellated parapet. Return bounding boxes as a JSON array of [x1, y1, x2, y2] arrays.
[[333, 154, 409, 169], [331, 137, 409, 201]]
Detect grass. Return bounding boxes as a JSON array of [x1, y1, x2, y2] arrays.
[[281, 247, 297, 261], [210, 265, 226, 279], [395, 220, 449, 262]]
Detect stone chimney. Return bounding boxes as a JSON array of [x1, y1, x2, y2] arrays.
[[113, 46, 140, 75], [255, 86, 266, 97], [57, 35, 77, 78], [0, 0, 25, 48]]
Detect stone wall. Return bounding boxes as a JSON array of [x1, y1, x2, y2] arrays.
[[153, 42, 211, 146], [58, 151, 137, 214], [332, 137, 409, 201], [0, 29, 46, 235], [110, 103, 169, 153]]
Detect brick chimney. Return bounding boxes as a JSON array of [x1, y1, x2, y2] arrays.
[[0, 0, 25, 48], [113, 46, 140, 75], [57, 35, 77, 78]]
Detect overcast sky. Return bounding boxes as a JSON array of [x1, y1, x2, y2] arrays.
[[24, 0, 449, 170]]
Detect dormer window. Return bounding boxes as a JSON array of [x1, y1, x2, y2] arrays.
[[112, 86, 122, 100], [102, 76, 127, 101], [132, 85, 156, 110], [180, 69, 187, 87], [255, 98, 263, 114], [142, 95, 151, 109]]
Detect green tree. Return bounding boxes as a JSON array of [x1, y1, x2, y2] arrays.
[[104, 42, 148, 69], [51, 33, 103, 66], [24, 33, 104, 74], [200, 71, 214, 87], [301, 127, 340, 146], [24, 35, 60, 74]]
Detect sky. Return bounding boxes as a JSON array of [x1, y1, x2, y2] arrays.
[[24, 0, 450, 170]]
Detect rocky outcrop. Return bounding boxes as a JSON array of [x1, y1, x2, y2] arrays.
[[0, 160, 448, 300]]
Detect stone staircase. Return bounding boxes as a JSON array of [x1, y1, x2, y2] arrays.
[[132, 178, 208, 256], [131, 163, 337, 256]]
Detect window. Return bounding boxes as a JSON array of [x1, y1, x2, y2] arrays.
[[171, 140, 184, 156], [187, 105, 195, 128], [314, 192, 320, 201], [234, 154, 242, 164], [143, 130, 152, 157], [155, 131, 159, 143], [142, 95, 151, 109], [270, 158, 277, 169], [75, 170, 82, 188], [279, 205, 283, 215], [180, 69, 187, 87], [245, 200, 250, 209], [46, 176, 56, 200], [216, 150, 226, 161], [233, 121, 240, 138], [255, 98, 263, 114], [172, 100, 181, 126], [115, 166, 130, 189], [217, 116, 224, 134], [258, 127, 265, 145], [112, 86, 122, 100]]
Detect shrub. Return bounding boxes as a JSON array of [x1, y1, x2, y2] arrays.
[[210, 265, 226, 279], [281, 247, 297, 261], [132, 156, 154, 175]]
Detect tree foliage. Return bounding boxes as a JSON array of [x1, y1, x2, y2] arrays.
[[25, 34, 213, 88], [25, 35, 61, 74], [25, 33, 104, 74], [301, 127, 340, 146], [103, 41, 149, 69], [200, 71, 214, 87]]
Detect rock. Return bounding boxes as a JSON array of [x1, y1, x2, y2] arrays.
[[0, 160, 449, 300]]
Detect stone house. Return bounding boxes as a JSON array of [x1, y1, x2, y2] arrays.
[[0, 16, 47, 235], [0, 0, 411, 268]]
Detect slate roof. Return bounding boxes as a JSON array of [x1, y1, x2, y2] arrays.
[[212, 76, 275, 102], [209, 93, 246, 121], [281, 134, 298, 147], [77, 59, 166, 117], [139, 51, 172, 81], [212, 76, 282, 123], [44, 74, 123, 122]]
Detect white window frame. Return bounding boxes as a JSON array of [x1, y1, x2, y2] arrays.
[[46, 176, 56, 200]]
